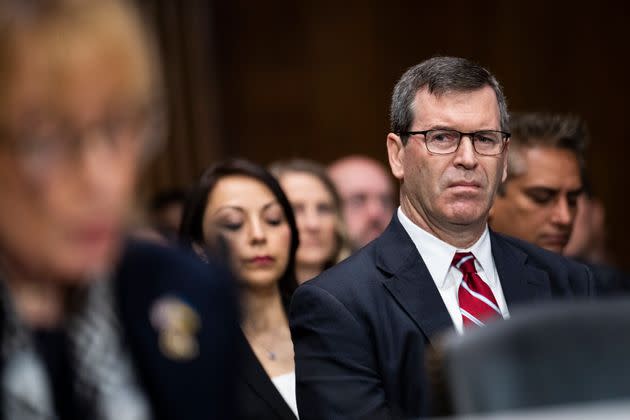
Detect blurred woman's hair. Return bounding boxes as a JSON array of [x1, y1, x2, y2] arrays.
[[269, 158, 351, 268], [0, 0, 165, 158], [179, 158, 300, 298]]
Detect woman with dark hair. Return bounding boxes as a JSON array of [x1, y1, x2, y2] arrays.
[[180, 158, 299, 419], [270, 159, 350, 284]]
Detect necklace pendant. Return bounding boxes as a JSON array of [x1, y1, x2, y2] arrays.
[[268, 351, 276, 361]]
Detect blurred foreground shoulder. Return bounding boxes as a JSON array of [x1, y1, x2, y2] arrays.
[[114, 239, 239, 420]]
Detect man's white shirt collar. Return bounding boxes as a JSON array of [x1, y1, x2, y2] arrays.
[[397, 207, 497, 290], [397, 207, 509, 333]]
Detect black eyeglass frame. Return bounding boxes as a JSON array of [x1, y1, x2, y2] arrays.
[[397, 129, 511, 156]]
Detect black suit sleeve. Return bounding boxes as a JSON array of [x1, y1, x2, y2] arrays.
[[289, 283, 392, 420]]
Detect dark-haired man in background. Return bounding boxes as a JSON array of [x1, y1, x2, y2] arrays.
[[490, 113, 629, 295]]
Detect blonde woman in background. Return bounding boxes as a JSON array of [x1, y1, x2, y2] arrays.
[[270, 159, 350, 284]]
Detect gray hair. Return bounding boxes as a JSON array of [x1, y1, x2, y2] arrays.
[[389, 56, 509, 143]]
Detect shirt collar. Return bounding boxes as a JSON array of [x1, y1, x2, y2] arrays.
[[397, 207, 493, 288]]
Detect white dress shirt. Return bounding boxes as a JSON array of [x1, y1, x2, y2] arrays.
[[397, 207, 510, 333], [271, 371, 299, 418]]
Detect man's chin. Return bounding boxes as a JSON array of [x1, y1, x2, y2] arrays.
[[446, 211, 487, 228]]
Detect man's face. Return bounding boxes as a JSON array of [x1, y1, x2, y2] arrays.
[[490, 146, 582, 253], [387, 86, 508, 236], [0, 40, 145, 282], [328, 159, 394, 249]]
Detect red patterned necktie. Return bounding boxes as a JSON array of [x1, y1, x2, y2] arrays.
[[452, 252, 502, 328]]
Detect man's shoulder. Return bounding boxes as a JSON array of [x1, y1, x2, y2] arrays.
[[581, 261, 630, 296], [492, 232, 593, 297], [493, 232, 587, 271]]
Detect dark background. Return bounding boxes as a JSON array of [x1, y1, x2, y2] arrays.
[[138, 0, 628, 269]]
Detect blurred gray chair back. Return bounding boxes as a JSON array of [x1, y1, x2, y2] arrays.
[[441, 298, 630, 415]]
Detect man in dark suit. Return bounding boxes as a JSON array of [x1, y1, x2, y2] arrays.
[[289, 57, 594, 420]]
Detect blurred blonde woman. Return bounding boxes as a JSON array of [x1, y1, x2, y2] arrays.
[[270, 159, 350, 284], [0, 0, 237, 418]]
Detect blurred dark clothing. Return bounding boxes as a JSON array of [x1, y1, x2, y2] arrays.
[[580, 260, 630, 296], [440, 298, 630, 415], [290, 216, 594, 420], [0, 240, 239, 420], [34, 329, 85, 420], [149, 188, 189, 244], [115, 240, 239, 420]]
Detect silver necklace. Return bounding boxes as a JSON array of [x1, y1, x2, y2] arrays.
[[252, 339, 277, 361], [243, 324, 290, 362]]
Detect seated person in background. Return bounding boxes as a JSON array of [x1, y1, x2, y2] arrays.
[[564, 181, 630, 294], [0, 1, 237, 419], [289, 56, 594, 420], [148, 187, 189, 243], [489, 112, 629, 295], [327, 155, 396, 251], [270, 159, 350, 284], [564, 181, 610, 264], [490, 112, 586, 253], [179, 159, 300, 420]]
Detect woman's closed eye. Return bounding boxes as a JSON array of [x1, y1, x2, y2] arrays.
[[265, 217, 284, 226], [221, 222, 242, 231], [216, 215, 244, 231], [262, 202, 286, 227], [263, 209, 285, 226]]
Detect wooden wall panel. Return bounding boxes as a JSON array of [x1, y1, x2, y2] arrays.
[[142, 0, 630, 269]]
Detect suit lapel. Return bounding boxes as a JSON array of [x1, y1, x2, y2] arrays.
[[490, 232, 552, 307], [377, 218, 454, 345], [238, 333, 296, 420], [376, 220, 555, 342]]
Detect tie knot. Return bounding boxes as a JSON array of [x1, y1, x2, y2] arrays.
[[452, 252, 477, 274]]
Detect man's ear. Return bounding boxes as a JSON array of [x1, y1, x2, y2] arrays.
[[489, 184, 508, 225], [502, 141, 510, 183], [488, 203, 496, 221], [387, 133, 405, 180]]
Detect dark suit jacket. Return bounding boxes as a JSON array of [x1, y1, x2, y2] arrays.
[[289, 216, 594, 420], [236, 331, 298, 420], [0, 240, 239, 420]]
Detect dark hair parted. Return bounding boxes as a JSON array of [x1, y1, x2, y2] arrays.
[[179, 158, 300, 298], [390, 56, 509, 143]]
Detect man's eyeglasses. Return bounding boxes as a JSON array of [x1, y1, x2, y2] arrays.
[[398, 129, 510, 156]]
